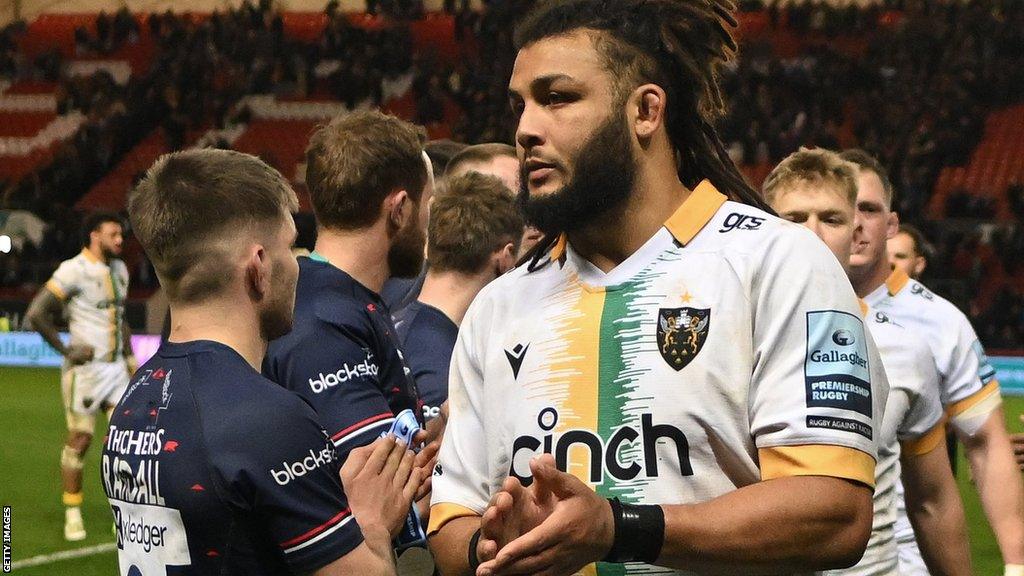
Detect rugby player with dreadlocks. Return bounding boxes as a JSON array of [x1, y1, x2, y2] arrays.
[[427, 1, 889, 575]]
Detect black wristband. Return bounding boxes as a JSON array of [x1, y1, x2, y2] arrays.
[[602, 497, 665, 564], [468, 528, 483, 571]]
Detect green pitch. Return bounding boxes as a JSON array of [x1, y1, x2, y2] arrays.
[[0, 366, 1017, 573]]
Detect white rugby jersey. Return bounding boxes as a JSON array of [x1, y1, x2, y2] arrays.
[[826, 303, 945, 576], [45, 248, 130, 363], [864, 269, 998, 565], [429, 181, 889, 576], [864, 269, 1000, 435]]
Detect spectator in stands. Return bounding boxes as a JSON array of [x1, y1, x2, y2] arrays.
[[5, 0, 1024, 352]]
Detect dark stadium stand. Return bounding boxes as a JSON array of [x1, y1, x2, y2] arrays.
[[1, 0, 1023, 346], [77, 126, 209, 211], [0, 111, 56, 137], [932, 104, 1024, 222]]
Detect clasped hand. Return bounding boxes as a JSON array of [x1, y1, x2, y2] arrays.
[[475, 454, 615, 576]]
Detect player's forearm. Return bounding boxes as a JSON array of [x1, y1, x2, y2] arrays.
[[361, 524, 399, 576], [657, 476, 872, 573], [901, 448, 973, 575], [28, 310, 66, 355], [314, 528, 397, 576], [962, 409, 1024, 564], [906, 495, 973, 576], [122, 321, 133, 359], [26, 291, 67, 354], [430, 515, 480, 576]]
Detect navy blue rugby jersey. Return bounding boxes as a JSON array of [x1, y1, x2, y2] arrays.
[[381, 271, 425, 315], [393, 300, 457, 421], [263, 256, 422, 454], [101, 340, 361, 575]]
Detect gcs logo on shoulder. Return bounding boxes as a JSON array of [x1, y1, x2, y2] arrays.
[[910, 283, 934, 300], [718, 213, 764, 233], [831, 329, 855, 346]]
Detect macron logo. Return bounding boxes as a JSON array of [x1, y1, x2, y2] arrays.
[[270, 446, 336, 485], [505, 343, 529, 379], [309, 355, 379, 393]]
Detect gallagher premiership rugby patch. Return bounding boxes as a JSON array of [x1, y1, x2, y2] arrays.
[[804, 311, 871, 417]]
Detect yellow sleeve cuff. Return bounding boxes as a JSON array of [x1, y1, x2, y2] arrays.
[[947, 380, 1001, 420], [759, 445, 876, 488], [45, 280, 66, 301], [901, 419, 946, 457], [427, 503, 480, 537]]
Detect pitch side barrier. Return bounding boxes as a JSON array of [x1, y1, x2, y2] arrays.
[[1, 331, 1022, 396], [0, 332, 160, 368]]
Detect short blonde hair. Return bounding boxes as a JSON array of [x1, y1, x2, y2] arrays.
[[762, 147, 858, 208]]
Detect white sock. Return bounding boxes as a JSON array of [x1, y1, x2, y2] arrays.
[[65, 506, 82, 523]]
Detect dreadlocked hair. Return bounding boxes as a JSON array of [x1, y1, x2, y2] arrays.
[[514, 0, 771, 214]]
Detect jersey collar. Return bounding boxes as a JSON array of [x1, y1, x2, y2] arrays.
[[885, 268, 910, 296], [547, 179, 727, 261], [81, 247, 102, 264], [664, 180, 728, 245], [79, 245, 110, 266]]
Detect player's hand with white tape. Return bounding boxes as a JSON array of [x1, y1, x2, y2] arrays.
[[477, 454, 614, 576], [65, 343, 95, 366], [341, 435, 422, 539]]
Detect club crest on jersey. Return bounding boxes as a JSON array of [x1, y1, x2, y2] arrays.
[[657, 307, 710, 370]]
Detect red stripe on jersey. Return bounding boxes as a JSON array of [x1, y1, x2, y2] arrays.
[[330, 412, 394, 442], [279, 508, 352, 549]]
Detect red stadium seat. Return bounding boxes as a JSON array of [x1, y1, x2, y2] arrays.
[[931, 103, 1024, 220]]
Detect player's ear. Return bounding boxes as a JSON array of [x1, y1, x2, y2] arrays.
[[886, 211, 900, 240], [386, 189, 412, 231], [494, 241, 516, 276], [245, 244, 271, 301], [632, 83, 667, 143], [913, 256, 927, 278]]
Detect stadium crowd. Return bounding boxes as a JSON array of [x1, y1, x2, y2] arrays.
[[2, 0, 1024, 349]]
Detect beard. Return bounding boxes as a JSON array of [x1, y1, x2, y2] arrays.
[[100, 243, 122, 260], [388, 221, 426, 279], [259, 267, 296, 342], [259, 303, 293, 342], [259, 296, 294, 342], [518, 110, 637, 235]]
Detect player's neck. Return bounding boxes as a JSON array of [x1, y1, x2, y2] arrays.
[[419, 269, 490, 326], [849, 258, 891, 299], [569, 163, 690, 274], [166, 300, 267, 371], [313, 226, 390, 294], [85, 245, 108, 264]]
